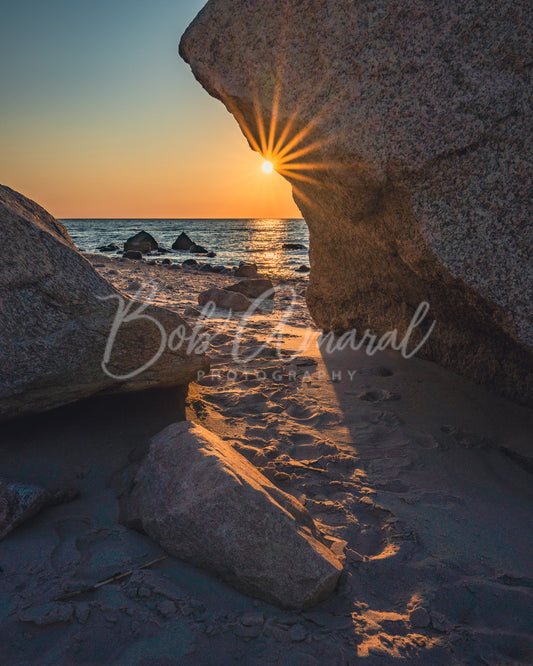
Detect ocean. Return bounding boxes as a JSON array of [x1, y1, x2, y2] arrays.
[[61, 218, 309, 279]]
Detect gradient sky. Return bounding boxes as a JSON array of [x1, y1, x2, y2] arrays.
[[0, 0, 300, 219]]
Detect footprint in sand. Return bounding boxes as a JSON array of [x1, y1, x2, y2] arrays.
[[355, 389, 401, 403], [281, 397, 340, 425]]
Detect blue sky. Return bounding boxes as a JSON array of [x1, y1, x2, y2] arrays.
[[0, 1, 298, 217]]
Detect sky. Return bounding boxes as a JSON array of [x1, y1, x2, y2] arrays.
[[0, 0, 300, 219]]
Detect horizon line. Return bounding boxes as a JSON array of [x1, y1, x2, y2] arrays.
[[59, 216, 305, 221]]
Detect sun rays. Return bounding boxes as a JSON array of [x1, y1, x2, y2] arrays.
[[219, 70, 345, 199]]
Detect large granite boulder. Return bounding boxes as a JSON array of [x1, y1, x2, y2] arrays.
[[180, 0, 533, 404], [119, 421, 343, 609], [0, 185, 209, 421]]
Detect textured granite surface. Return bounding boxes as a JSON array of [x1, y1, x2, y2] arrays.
[[0, 185, 209, 421], [180, 0, 532, 403]]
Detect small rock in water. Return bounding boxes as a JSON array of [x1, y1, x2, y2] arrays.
[[296, 265, 310, 273], [182, 259, 198, 267], [172, 232, 194, 251], [124, 230, 158, 254], [161, 258, 172, 265], [190, 243, 208, 254], [283, 243, 307, 250]]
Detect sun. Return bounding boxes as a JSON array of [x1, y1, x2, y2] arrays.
[[262, 160, 274, 174]]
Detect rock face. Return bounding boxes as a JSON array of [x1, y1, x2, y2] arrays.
[[119, 421, 343, 609], [124, 231, 158, 254], [198, 287, 252, 312], [180, 0, 533, 404], [0, 185, 209, 421]]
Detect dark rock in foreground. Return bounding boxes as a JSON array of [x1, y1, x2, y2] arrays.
[[119, 421, 343, 609], [0, 185, 209, 421], [124, 230, 158, 254], [180, 0, 533, 405]]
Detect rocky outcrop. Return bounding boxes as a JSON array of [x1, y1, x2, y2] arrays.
[[0, 185, 209, 421], [124, 231, 158, 254], [119, 421, 343, 609], [180, 0, 533, 404]]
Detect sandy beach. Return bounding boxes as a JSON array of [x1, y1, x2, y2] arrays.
[[1, 254, 531, 665]]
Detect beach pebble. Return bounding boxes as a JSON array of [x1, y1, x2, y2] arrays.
[[409, 606, 430, 628], [161, 258, 172, 265], [240, 611, 265, 626], [158, 600, 177, 617], [183, 259, 198, 267]]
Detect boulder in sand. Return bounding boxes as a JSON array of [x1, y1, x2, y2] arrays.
[[172, 231, 194, 251], [0, 185, 209, 421], [181, 0, 533, 404], [226, 278, 274, 299], [119, 421, 343, 609], [234, 262, 258, 278], [198, 287, 252, 312], [124, 230, 158, 254]]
